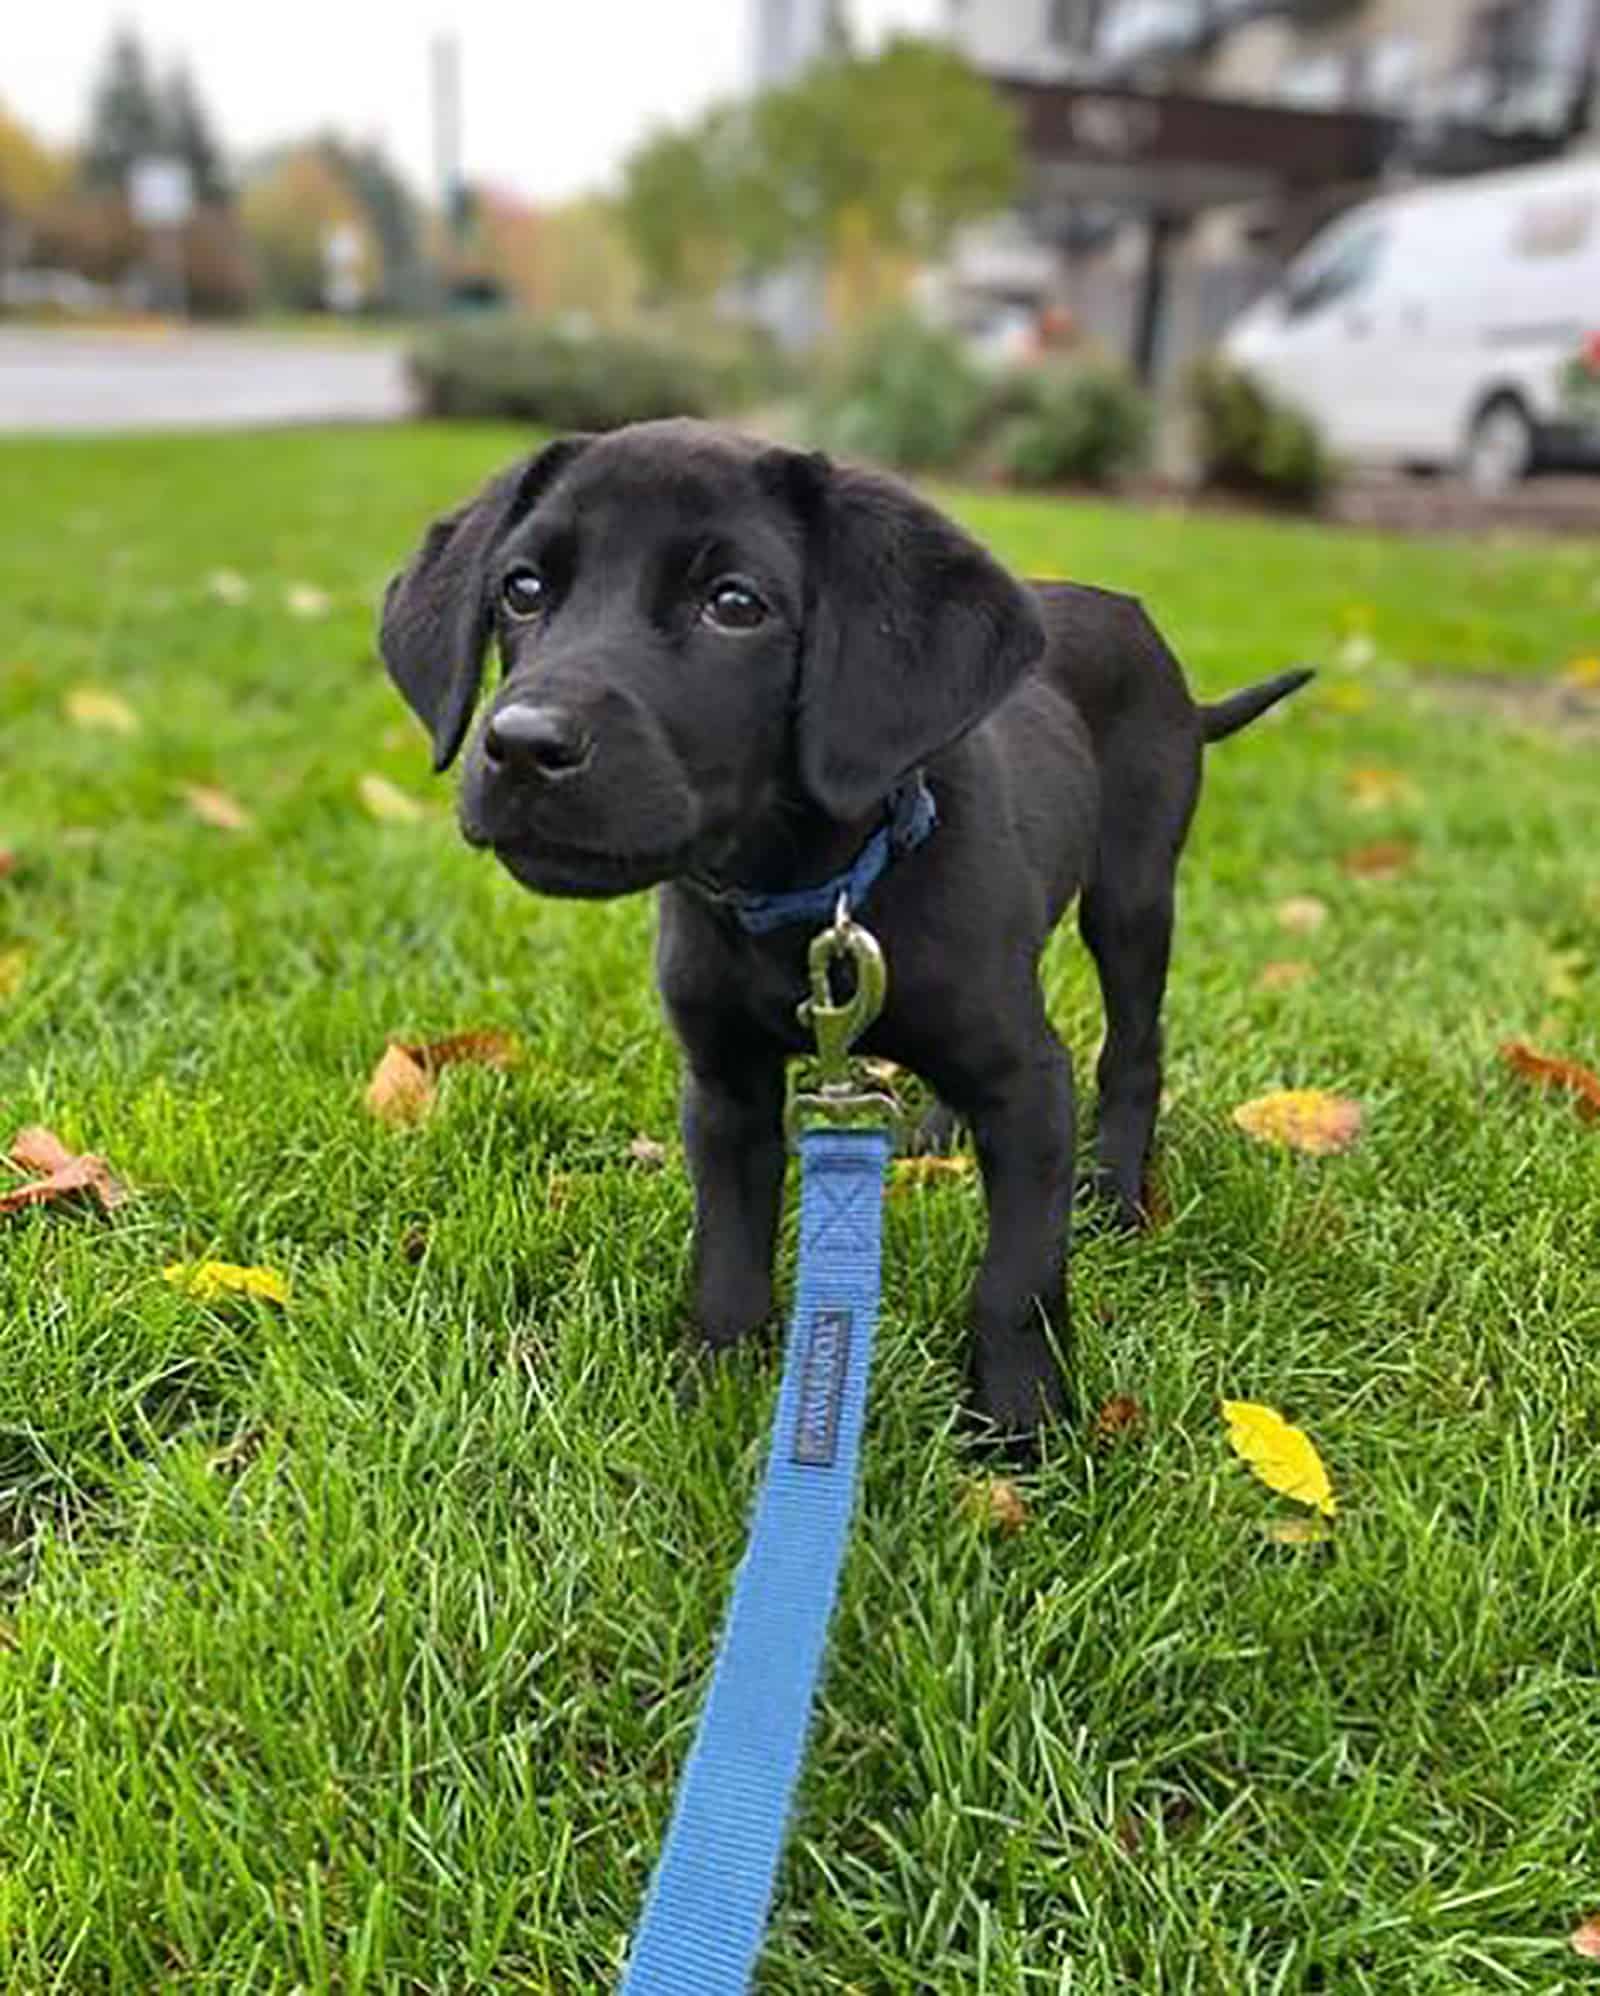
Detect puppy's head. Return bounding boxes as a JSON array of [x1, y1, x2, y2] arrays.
[[379, 418, 1043, 899]]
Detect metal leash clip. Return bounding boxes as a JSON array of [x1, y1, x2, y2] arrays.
[[786, 894, 899, 1144]]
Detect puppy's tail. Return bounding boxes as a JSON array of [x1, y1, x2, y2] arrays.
[[1200, 667, 1315, 744]]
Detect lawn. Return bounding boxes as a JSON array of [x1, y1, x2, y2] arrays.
[[2, 425, 1598, 1993]]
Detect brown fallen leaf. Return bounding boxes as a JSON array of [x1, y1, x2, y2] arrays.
[[1275, 895, 1328, 935], [2, 1125, 128, 1215], [365, 1029, 523, 1124], [0, 949, 27, 999], [365, 1043, 435, 1125], [1257, 959, 1313, 993], [1232, 1089, 1364, 1156], [0, 849, 15, 879], [358, 774, 424, 823], [891, 1154, 975, 1191], [1572, 1917, 1600, 1960], [181, 784, 253, 832], [966, 1476, 1028, 1534], [1094, 1393, 1143, 1447], [65, 687, 140, 735], [404, 1028, 522, 1072], [628, 1135, 669, 1169], [1500, 1040, 1600, 1123], [1341, 839, 1415, 879]]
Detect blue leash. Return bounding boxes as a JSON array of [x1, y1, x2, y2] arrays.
[[621, 910, 897, 1995]]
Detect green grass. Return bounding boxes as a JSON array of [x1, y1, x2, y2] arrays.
[[2, 425, 1598, 1993]]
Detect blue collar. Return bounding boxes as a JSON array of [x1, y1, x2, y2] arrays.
[[689, 775, 938, 936]]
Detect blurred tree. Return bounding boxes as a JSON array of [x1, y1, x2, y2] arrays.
[[535, 196, 641, 324], [619, 37, 1017, 313], [161, 64, 229, 205], [239, 145, 378, 311], [81, 28, 166, 190], [321, 138, 426, 311], [0, 102, 69, 219]]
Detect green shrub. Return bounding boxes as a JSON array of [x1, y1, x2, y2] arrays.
[[1186, 357, 1333, 510], [994, 363, 1152, 488], [408, 317, 765, 429], [806, 311, 988, 471]]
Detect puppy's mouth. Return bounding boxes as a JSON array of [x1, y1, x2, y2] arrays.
[[482, 831, 686, 899]]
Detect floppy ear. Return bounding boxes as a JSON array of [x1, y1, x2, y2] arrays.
[[378, 436, 589, 771], [781, 453, 1046, 821]]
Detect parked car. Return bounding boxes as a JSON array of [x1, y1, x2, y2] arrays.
[[1223, 156, 1600, 491]]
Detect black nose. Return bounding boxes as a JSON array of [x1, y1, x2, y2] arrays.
[[483, 703, 592, 779]]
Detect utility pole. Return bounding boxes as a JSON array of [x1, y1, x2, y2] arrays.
[[430, 32, 463, 311]]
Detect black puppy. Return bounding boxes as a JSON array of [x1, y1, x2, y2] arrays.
[[381, 419, 1307, 1434]]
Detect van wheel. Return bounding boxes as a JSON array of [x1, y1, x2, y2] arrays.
[[1464, 396, 1537, 495]]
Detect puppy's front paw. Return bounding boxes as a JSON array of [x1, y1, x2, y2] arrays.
[[968, 1324, 1070, 1441], [1077, 1165, 1155, 1235]]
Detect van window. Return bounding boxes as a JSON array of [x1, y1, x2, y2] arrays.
[[1282, 223, 1387, 319]]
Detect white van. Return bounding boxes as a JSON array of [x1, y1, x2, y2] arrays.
[[1223, 155, 1600, 491]]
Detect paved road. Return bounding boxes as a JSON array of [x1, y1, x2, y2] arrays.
[[0, 328, 413, 433]]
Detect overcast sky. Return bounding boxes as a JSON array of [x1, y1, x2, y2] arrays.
[[10, 1, 943, 203]]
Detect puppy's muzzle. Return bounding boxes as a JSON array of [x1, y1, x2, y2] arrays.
[[483, 703, 593, 782]]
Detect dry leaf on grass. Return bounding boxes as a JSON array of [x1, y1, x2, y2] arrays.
[[285, 583, 331, 619], [208, 569, 251, 605], [1232, 1089, 1363, 1156], [65, 687, 139, 735], [164, 1261, 289, 1305], [1344, 765, 1415, 811], [1341, 839, 1415, 880], [358, 774, 424, 823], [1094, 1394, 1143, 1447], [891, 1154, 976, 1190], [628, 1135, 669, 1168], [365, 1029, 524, 1125], [1571, 1917, 1600, 1960], [1263, 1515, 1336, 1546], [1499, 1040, 1600, 1122], [1257, 959, 1313, 993], [0, 949, 27, 999], [0, 849, 15, 880], [966, 1477, 1029, 1534], [1314, 682, 1372, 716], [1222, 1400, 1337, 1518], [181, 784, 253, 832], [1561, 655, 1600, 692], [1, 1125, 129, 1216], [1276, 896, 1328, 935]]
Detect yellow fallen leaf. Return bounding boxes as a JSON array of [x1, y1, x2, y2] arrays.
[[1222, 1400, 1337, 1518], [164, 1261, 289, 1305], [358, 774, 424, 823], [1314, 682, 1372, 715], [1263, 1515, 1335, 1546], [285, 583, 331, 619], [1542, 945, 1586, 1002], [0, 948, 27, 999], [1257, 959, 1312, 993], [65, 687, 139, 735], [1275, 896, 1328, 935], [891, 1154, 975, 1190], [1344, 765, 1416, 811], [1232, 1089, 1363, 1156], [181, 784, 253, 832], [1561, 656, 1600, 691]]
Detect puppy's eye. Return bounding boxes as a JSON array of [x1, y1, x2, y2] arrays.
[[501, 568, 547, 619], [703, 579, 768, 631]]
